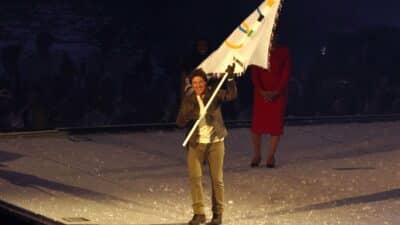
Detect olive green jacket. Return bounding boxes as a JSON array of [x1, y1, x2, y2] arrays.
[[176, 80, 237, 147]]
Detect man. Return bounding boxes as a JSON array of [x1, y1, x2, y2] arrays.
[[176, 65, 237, 225]]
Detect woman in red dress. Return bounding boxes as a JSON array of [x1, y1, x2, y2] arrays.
[[250, 44, 291, 168]]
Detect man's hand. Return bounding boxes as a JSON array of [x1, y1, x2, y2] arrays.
[[225, 63, 236, 80]]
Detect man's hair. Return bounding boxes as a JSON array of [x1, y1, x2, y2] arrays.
[[189, 68, 208, 82]]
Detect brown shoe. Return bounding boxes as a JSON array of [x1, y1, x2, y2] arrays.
[[189, 214, 206, 225], [206, 214, 222, 225]]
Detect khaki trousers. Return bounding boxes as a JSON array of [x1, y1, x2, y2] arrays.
[[187, 141, 225, 215]]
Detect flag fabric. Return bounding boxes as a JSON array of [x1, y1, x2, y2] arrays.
[[197, 0, 282, 75]]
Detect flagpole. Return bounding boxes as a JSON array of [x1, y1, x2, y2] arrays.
[[182, 71, 230, 147]]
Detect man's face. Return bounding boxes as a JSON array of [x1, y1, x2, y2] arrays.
[[191, 75, 206, 96]]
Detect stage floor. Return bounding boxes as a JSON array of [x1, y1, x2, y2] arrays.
[[0, 122, 399, 225]]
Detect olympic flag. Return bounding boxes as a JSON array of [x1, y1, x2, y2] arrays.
[[182, 0, 283, 147], [197, 0, 282, 74]]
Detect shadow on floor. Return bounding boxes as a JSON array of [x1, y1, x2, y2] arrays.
[[0, 168, 155, 215], [0, 150, 23, 164], [269, 188, 400, 216]]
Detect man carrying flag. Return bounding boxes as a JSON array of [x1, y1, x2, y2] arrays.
[[176, 65, 236, 225], [176, 0, 282, 224], [180, 0, 282, 148]]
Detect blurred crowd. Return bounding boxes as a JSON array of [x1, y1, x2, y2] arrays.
[[0, 31, 182, 131], [1, 2, 400, 132], [2, 33, 400, 132]]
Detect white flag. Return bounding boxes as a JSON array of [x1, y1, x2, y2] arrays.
[[197, 0, 282, 74]]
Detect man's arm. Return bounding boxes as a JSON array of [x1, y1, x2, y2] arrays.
[[176, 96, 198, 128]]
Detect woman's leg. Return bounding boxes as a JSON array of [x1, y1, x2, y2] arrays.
[[266, 135, 280, 165], [251, 132, 262, 164]]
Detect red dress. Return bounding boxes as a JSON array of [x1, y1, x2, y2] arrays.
[[251, 46, 291, 135]]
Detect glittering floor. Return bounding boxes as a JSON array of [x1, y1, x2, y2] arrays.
[[0, 122, 399, 225]]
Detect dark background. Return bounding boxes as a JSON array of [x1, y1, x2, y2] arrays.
[[1, 0, 400, 131]]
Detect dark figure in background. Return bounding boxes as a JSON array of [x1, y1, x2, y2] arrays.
[[366, 76, 397, 114], [131, 49, 164, 122], [0, 89, 13, 129], [53, 51, 86, 126], [0, 45, 24, 130], [286, 76, 304, 116], [19, 32, 58, 130], [1, 45, 22, 99], [180, 39, 210, 98], [250, 43, 291, 168], [176, 66, 237, 225], [0, 89, 23, 130]]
